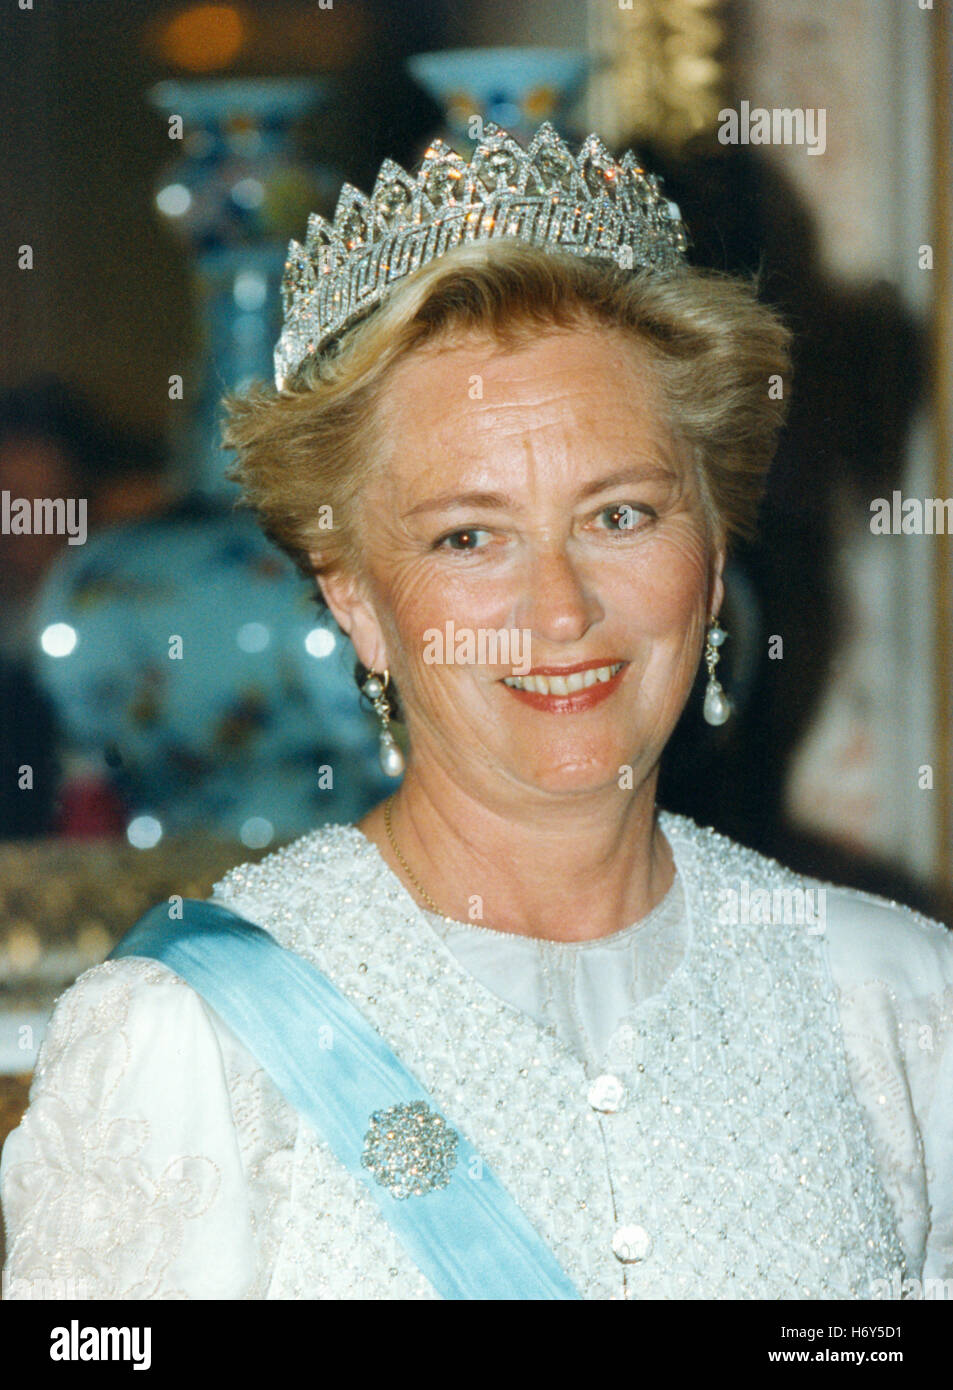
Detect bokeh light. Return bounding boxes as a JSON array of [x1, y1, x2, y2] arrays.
[[157, 4, 248, 73]]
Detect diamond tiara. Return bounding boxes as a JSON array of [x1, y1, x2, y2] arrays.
[[274, 121, 689, 389]]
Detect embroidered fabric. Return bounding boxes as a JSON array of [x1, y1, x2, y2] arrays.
[[2, 811, 951, 1301]]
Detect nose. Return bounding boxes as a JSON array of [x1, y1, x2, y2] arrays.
[[513, 543, 603, 645]]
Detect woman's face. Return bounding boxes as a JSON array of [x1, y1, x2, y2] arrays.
[[319, 323, 724, 804]]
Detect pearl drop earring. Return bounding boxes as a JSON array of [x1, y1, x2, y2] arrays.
[[702, 619, 731, 726], [361, 668, 405, 776]]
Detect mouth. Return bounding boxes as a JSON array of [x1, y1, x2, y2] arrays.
[[502, 661, 625, 695], [498, 660, 628, 712]]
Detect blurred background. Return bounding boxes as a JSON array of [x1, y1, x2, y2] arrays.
[[1, 0, 951, 1232]]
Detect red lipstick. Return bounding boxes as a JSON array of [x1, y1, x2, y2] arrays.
[[521, 659, 624, 676]]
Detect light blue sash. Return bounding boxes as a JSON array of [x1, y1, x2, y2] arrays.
[[108, 899, 581, 1301]]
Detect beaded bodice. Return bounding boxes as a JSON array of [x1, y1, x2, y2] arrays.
[[4, 810, 951, 1300], [209, 810, 907, 1298]]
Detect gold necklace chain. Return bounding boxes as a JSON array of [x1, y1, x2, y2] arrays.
[[383, 793, 451, 920]]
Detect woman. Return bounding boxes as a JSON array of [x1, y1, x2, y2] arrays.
[[2, 123, 951, 1300]]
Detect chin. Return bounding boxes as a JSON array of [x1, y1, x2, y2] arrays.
[[518, 753, 632, 797]]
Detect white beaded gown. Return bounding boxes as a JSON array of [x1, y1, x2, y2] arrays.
[[1, 810, 951, 1300]]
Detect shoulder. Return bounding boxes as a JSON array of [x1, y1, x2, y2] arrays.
[[32, 819, 380, 1081], [660, 809, 953, 1000], [210, 820, 381, 947], [815, 883, 953, 1000], [26, 954, 232, 1097], [39, 953, 204, 1036], [1, 956, 237, 1211], [1, 953, 256, 1197], [0, 959, 263, 1300]]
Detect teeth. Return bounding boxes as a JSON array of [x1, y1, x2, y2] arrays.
[[503, 662, 623, 694]]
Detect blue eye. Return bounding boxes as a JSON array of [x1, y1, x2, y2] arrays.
[[435, 528, 490, 552]]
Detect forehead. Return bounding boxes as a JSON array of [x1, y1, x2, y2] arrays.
[[372, 325, 684, 480]]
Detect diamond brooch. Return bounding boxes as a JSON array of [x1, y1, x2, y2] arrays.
[[361, 1099, 459, 1199]]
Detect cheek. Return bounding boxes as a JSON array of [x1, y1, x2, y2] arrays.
[[362, 561, 490, 692], [609, 529, 711, 634], [375, 557, 508, 647]]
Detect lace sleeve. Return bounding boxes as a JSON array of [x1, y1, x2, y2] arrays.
[[821, 888, 953, 1291], [0, 956, 259, 1299]]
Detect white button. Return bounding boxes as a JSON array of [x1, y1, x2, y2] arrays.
[[612, 1224, 652, 1263], [587, 1073, 626, 1113]]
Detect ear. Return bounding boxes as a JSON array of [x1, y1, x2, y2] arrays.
[[314, 562, 390, 674]]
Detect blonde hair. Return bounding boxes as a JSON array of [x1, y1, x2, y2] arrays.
[[224, 239, 791, 584]]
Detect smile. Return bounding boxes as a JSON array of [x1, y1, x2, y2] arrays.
[[502, 661, 626, 695]]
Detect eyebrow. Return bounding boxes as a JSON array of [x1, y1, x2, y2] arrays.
[[403, 466, 678, 519]]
